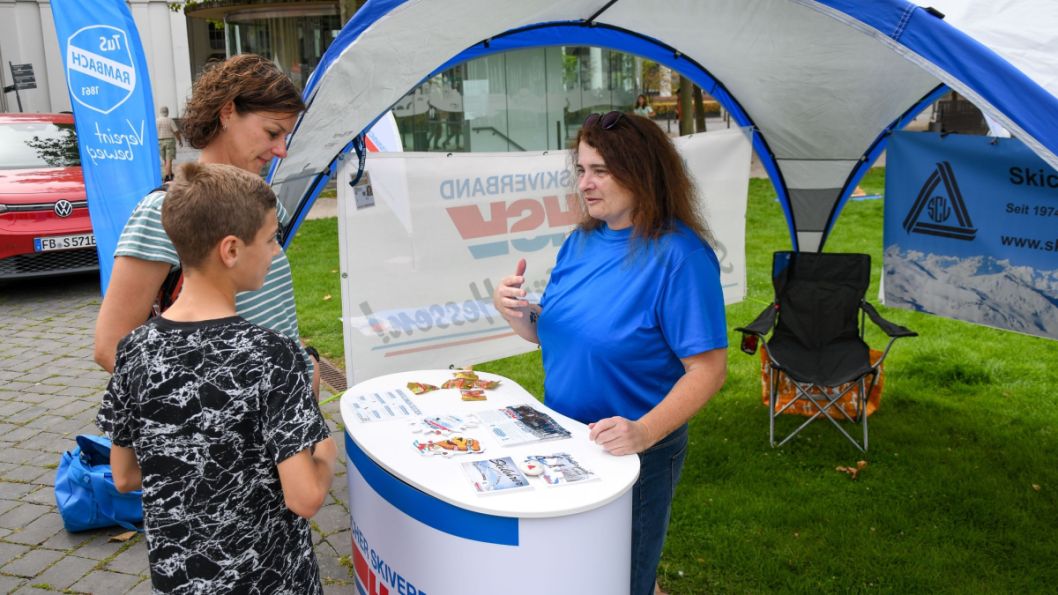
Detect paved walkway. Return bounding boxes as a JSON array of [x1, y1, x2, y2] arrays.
[[0, 275, 355, 593]]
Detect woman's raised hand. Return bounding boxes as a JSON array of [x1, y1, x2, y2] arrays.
[[494, 258, 529, 320]]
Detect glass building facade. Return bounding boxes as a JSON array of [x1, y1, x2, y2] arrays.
[[186, 3, 655, 153], [186, 2, 343, 89], [223, 7, 342, 89], [392, 47, 646, 153]]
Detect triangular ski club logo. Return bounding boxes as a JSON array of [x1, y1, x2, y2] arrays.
[[902, 161, 977, 240]]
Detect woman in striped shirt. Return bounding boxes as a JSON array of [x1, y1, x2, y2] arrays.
[[94, 54, 319, 395]]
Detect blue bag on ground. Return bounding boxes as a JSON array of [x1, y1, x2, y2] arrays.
[[55, 435, 143, 532]]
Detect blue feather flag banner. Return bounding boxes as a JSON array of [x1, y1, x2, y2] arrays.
[[51, 0, 160, 292]]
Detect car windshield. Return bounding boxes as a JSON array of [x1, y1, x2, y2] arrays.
[[0, 121, 80, 169]]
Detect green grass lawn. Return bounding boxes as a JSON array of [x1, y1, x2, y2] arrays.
[[288, 168, 1058, 593]]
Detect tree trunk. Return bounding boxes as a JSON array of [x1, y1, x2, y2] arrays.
[[678, 76, 694, 136], [693, 85, 707, 133]]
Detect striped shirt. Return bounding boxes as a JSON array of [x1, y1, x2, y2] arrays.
[[115, 190, 310, 369]]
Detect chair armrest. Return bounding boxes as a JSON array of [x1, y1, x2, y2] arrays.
[[861, 301, 917, 338], [735, 303, 778, 337], [735, 304, 778, 355]]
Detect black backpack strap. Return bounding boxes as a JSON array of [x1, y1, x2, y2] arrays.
[[147, 183, 181, 319]]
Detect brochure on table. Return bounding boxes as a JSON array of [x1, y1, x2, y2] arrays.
[[341, 370, 640, 518]]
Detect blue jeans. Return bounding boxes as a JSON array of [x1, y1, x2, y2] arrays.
[[631, 424, 689, 595]]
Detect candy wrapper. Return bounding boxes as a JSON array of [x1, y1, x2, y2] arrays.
[[474, 379, 500, 390], [407, 382, 440, 395], [442, 378, 475, 390], [460, 388, 487, 401], [453, 369, 479, 382]]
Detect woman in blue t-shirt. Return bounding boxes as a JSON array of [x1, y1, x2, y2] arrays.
[[493, 111, 728, 595]]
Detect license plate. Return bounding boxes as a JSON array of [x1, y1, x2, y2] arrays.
[[33, 233, 96, 252]]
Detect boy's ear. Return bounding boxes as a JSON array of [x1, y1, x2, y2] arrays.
[[218, 235, 242, 269]]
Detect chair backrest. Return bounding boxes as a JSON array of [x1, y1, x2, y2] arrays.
[[771, 251, 871, 349]]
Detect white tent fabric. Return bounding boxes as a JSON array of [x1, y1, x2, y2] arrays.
[[274, 0, 1058, 252], [929, 0, 1058, 104], [925, 0, 1058, 138]]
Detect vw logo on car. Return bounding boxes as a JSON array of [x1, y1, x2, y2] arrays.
[[54, 199, 74, 218]]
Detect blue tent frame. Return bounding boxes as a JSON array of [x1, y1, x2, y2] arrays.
[[279, 0, 1058, 252]]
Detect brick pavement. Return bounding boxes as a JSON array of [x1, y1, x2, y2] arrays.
[[0, 274, 355, 594]]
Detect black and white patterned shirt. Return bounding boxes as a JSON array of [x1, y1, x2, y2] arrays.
[[98, 316, 330, 595]]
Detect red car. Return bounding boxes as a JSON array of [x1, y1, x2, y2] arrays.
[[0, 113, 97, 280]]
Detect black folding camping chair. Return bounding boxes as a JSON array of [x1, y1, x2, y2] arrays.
[[735, 252, 917, 451]]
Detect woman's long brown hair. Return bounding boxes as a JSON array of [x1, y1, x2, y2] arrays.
[[571, 113, 713, 244]]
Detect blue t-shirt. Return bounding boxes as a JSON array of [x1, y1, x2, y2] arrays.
[[538, 221, 728, 424]]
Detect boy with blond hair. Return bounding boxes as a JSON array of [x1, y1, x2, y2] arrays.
[[97, 162, 335, 594]]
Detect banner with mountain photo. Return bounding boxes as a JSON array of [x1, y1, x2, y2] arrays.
[[884, 131, 1058, 340]]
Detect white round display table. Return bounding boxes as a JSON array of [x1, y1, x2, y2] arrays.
[[341, 370, 640, 595]]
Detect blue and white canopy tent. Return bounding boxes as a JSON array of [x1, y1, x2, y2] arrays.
[[273, 0, 1058, 252]]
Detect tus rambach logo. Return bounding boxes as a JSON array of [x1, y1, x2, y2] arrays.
[[65, 25, 136, 115], [902, 160, 977, 241]]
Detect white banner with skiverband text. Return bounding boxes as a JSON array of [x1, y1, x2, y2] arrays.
[[337, 128, 751, 383]]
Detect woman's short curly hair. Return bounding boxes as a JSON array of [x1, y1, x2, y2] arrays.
[[181, 54, 306, 149]]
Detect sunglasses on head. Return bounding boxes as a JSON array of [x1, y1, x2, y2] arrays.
[[584, 111, 624, 130]]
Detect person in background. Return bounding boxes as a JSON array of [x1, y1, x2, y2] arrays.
[[94, 54, 321, 396], [493, 111, 727, 595], [156, 106, 182, 182], [100, 161, 335, 593], [633, 94, 656, 118]]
